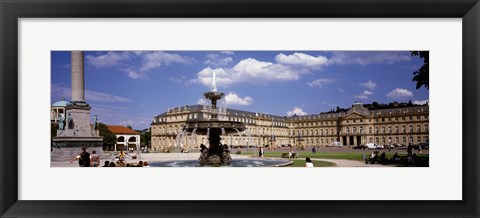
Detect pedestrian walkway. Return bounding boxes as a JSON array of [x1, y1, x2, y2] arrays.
[[311, 158, 391, 167]]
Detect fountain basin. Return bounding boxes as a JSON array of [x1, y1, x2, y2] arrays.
[[149, 158, 292, 167], [185, 120, 245, 135]]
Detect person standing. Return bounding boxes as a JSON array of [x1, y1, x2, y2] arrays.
[[70, 147, 91, 167], [312, 146, 317, 154], [407, 143, 413, 157], [90, 150, 100, 167]]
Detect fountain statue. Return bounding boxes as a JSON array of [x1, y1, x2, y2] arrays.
[[184, 71, 246, 166]]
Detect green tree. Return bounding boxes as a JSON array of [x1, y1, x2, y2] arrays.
[[140, 129, 151, 147], [97, 123, 116, 147], [411, 51, 429, 90]]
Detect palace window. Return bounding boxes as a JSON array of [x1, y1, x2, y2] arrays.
[[346, 127, 350, 133], [360, 127, 364, 133], [417, 125, 421, 132], [424, 124, 428, 132], [409, 125, 413, 133], [402, 125, 406, 133], [388, 126, 392, 133], [375, 127, 379, 134], [381, 127, 385, 133], [395, 126, 399, 133], [369, 127, 372, 133], [353, 127, 356, 133]]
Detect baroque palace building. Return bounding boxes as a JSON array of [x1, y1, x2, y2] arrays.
[[150, 102, 429, 150]]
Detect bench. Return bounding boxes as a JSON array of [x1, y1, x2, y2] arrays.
[[282, 153, 299, 158]]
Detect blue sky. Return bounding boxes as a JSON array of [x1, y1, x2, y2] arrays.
[[51, 51, 428, 130]]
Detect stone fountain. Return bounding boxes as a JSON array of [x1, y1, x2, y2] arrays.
[[185, 71, 245, 166]]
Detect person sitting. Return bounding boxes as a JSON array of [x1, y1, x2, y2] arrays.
[[103, 160, 110, 167], [379, 152, 387, 164], [368, 151, 379, 164], [392, 153, 401, 162], [304, 157, 314, 167]]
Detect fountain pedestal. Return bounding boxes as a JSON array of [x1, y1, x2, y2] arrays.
[[198, 128, 232, 166]]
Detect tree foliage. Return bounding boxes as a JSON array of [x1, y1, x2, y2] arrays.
[[97, 123, 116, 146], [140, 128, 151, 147], [411, 51, 429, 90]]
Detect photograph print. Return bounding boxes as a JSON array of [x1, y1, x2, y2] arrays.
[[50, 51, 429, 168]]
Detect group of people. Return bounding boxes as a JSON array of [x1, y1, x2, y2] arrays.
[[366, 150, 421, 165], [102, 160, 149, 167], [70, 147, 149, 167], [70, 147, 100, 167]]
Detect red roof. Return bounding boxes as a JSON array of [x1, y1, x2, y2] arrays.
[[107, 125, 139, 135]]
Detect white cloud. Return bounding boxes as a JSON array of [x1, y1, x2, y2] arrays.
[[360, 80, 377, 90], [306, 78, 334, 88], [220, 51, 234, 55], [355, 90, 374, 100], [338, 88, 344, 93], [86, 51, 131, 68], [126, 69, 146, 79], [287, 107, 308, 117], [330, 51, 411, 66], [51, 84, 131, 103], [194, 58, 308, 88], [224, 92, 253, 106], [275, 52, 329, 68], [386, 88, 414, 99], [205, 54, 233, 66], [413, 100, 429, 105], [86, 51, 194, 80], [140, 51, 193, 72]]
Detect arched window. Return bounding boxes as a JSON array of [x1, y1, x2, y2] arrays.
[[424, 124, 428, 132]]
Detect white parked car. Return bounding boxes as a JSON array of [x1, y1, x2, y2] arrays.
[[328, 141, 343, 147], [365, 143, 382, 150]]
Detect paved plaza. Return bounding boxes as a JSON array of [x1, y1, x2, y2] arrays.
[[50, 149, 397, 167]]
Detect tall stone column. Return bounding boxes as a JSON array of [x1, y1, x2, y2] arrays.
[[71, 51, 85, 103]]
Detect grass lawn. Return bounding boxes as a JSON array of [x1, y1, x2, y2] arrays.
[[240, 151, 429, 162], [288, 160, 336, 167]]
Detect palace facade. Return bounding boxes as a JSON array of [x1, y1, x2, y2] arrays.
[[150, 102, 429, 150]]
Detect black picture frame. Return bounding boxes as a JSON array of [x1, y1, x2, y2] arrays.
[[1, 0, 479, 217]]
